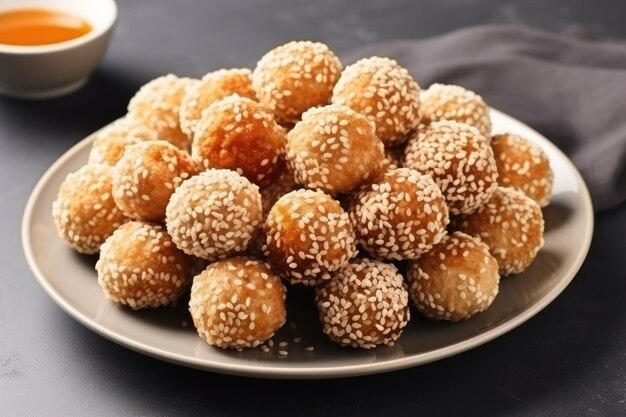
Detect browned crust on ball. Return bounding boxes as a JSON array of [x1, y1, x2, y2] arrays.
[[286, 104, 385, 195], [96, 221, 194, 309], [406, 231, 500, 321], [127, 74, 198, 150], [180, 68, 257, 137], [166, 169, 263, 261], [263, 189, 357, 285], [189, 257, 287, 349], [112, 140, 198, 222], [349, 168, 449, 260], [191, 95, 286, 187], [491, 133, 553, 207], [454, 187, 545, 276], [315, 258, 410, 348], [332, 56, 420, 147], [253, 41, 342, 124], [52, 164, 128, 254], [419, 84, 491, 139], [403, 120, 498, 215], [88, 116, 158, 166]]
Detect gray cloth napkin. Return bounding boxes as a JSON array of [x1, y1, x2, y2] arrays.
[[344, 25, 626, 211]]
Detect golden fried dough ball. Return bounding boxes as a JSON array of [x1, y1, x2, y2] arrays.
[[332, 56, 420, 147], [491, 133, 553, 207], [112, 140, 197, 222], [189, 257, 287, 349], [406, 232, 500, 321], [166, 169, 263, 261], [419, 83, 492, 138], [191, 95, 286, 186], [52, 164, 128, 254], [263, 189, 357, 286], [454, 187, 545, 276], [315, 258, 410, 348], [180, 68, 257, 137], [253, 41, 342, 124], [127, 74, 198, 150], [403, 121, 498, 215], [96, 221, 194, 309], [349, 168, 449, 260], [88, 116, 157, 166], [286, 104, 384, 195]]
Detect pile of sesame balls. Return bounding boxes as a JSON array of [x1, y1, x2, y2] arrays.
[[52, 40, 553, 351]]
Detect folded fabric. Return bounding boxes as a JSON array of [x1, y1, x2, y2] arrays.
[[343, 25, 626, 211]]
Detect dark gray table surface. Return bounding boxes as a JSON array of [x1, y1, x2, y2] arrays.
[[2, 0, 625, 416]]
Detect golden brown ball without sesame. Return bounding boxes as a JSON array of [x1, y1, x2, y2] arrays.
[[491, 133, 553, 207], [349, 168, 449, 260], [404, 121, 498, 215], [406, 231, 500, 321], [315, 258, 410, 348], [252, 41, 342, 124], [264, 189, 357, 286], [419, 83, 492, 139], [127, 74, 198, 150], [189, 257, 287, 349], [454, 187, 544, 276], [88, 116, 158, 166], [52, 164, 128, 254], [332, 56, 420, 147], [180, 68, 257, 138], [96, 221, 193, 309], [112, 140, 197, 222], [166, 169, 263, 261], [191, 95, 286, 187], [286, 104, 384, 195]]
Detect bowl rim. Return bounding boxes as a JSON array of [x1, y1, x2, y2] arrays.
[[0, 0, 117, 55]]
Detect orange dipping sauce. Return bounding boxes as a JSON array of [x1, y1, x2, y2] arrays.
[[0, 8, 92, 46]]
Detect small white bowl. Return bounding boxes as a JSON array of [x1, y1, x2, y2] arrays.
[[0, 0, 117, 99]]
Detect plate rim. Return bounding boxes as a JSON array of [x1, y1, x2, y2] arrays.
[[21, 109, 595, 379]]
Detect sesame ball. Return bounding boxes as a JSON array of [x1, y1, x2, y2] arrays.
[[166, 169, 263, 261], [52, 164, 128, 254], [127, 74, 198, 150], [419, 84, 491, 138], [286, 104, 384, 195], [191, 95, 286, 186], [88, 117, 158, 166], [453, 187, 545, 276], [252, 41, 342, 124], [403, 121, 498, 215], [180, 68, 257, 138], [189, 257, 287, 349], [332, 56, 420, 147], [263, 189, 357, 286], [349, 168, 449, 260], [96, 221, 194, 309], [315, 258, 410, 348], [491, 133, 553, 207], [406, 232, 500, 321], [112, 140, 197, 222]]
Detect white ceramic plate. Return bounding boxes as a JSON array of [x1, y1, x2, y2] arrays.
[[22, 109, 594, 379]]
